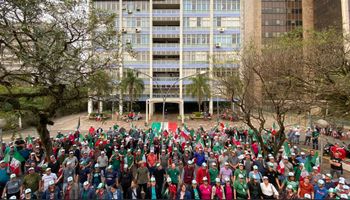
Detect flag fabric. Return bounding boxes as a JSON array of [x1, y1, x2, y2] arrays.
[[151, 122, 162, 136], [79, 133, 85, 143], [283, 142, 291, 157], [168, 122, 177, 133], [277, 160, 285, 174], [9, 151, 25, 175], [311, 151, 320, 172], [220, 122, 225, 130], [76, 117, 80, 130], [272, 122, 277, 135], [304, 157, 313, 172]]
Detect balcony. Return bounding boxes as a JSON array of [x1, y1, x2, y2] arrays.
[[153, 77, 179, 81], [153, 43, 179, 51], [153, 0, 180, 4], [153, 9, 179, 17]]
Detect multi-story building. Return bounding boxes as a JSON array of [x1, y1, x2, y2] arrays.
[[92, 0, 242, 121]]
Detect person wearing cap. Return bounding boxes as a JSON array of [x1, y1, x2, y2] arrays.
[[176, 183, 192, 200], [147, 149, 157, 175], [23, 188, 33, 200], [297, 152, 307, 164], [208, 162, 218, 186], [248, 175, 263, 199], [289, 152, 300, 168], [330, 152, 343, 179], [104, 165, 118, 188], [126, 149, 134, 170], [196, 162, 210, 185], [220, 162, 233, 184], [335, 178, 346, 197], [310, 165, 323, 185], [297, 176, 314, 199], [63, 176, 79, 199], [2, 174, 21, 199], [311, 127, 320, 150], [248, 165, 262, 183], [280, 172, 298, 192], [62, 150, 78, 169], [97, 151, 108, 172], [58, 160, 76, 192], [343, 184, 350, 196], [120, 163, 133, 199], [95, 183, 109, 200], [281, 156, 294, 180], [80, 181, 95, 200], [314, 179, 328, 200], [324, 174, 335, 190], [265, 162, 281, 189], [260, 176, 279, 199], [253, 154, 266, 174], [22, 166, 41, 196], [194, 148, 206, 169], [0, 160, 9, 195], [159, 149, 169, 170], [167, 163, 180, 186], [78, 161, 91, 190], [304, 127, 312, 146], [233, 163, 246, 182], [42, 180, 61, 200], [136, 160, 149, 194], [326, 187, 337, 199], [199, 177, 211, 200], [189, 180, 201, 200], [41, 167, 58, 191], [183, 160, 195, 185], [234, 174, 250, 199], [91, 163, 102, 188], [212, 177, 225, 200]]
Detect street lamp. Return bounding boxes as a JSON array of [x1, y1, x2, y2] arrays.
[[128, 68, 206, 126]]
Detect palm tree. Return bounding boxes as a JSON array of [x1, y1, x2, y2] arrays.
[[88, 70, 113, 114], [186, 74, 211, 112], [119, 70, 144, 112]]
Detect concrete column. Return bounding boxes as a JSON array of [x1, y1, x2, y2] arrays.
[[99, 101, 103, 113], [179, 0, 183, 99], [209, 0, 214, 115], [149, 102, 153, 120], [146, 100, 149, 123], [88, 98, 93, 114], [209, 100, 213, 116], [181, 101, 185, 124], [118, 0, 123, 115], [149, 0, 153, 98]]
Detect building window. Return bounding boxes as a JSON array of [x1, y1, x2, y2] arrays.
[[197, 17, 202, 27]]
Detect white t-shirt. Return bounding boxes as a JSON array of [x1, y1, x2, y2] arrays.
[[42, 173, 57, 190], [260, 183, 279, 197]]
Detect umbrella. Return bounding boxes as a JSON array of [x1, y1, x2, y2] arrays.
[[315, 119, 329, 128]]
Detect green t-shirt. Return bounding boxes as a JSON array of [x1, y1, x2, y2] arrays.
[[234, 180, 247, 199], [167, 168, 180, 184], [23, 173, 41, 192], [234, 169, 247, 179], [209, 168, 219, 183], [284, 180, 298, 191], [111, 157, 120, 171], [127, 155, 134, 166]]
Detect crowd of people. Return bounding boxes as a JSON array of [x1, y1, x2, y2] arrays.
[[0, 123, 349, 200]]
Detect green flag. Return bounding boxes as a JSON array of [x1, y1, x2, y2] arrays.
[[283, 142, 291, 157], [151, 122, 161, 136], [304, 157, 313, 172], [311, 151, 319, 165]]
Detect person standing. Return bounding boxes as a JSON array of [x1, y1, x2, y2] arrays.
[[189, 180, 201, 200], [136, 161, 149, 193], [233, 174, 249, 200], [2, 174, 22, 199], [42, 180, 61, 200], [22, 167, 41, 197], [63, 176, 79, 200], [212, 178, 225, 200], [260, 176, 279, 199], [153, 163, 165, 195], [120, 164, 133, 198], [312, 129, 319, 150], [80, 181, 95, 200], [199, 177, 211, 200], [304, 127, 312, 146], [330, 152, 343, 178], [248, 176, 262, 199]]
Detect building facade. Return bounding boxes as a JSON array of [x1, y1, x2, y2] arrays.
[[92, 0, 241, 119]]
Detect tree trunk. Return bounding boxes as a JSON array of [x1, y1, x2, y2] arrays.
[[36, 113, 53, 161], [198, 101, 201, 112]]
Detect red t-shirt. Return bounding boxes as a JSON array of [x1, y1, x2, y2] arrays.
[[299, 181, 314, 197]]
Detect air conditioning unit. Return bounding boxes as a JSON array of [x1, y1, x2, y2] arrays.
[[215, 43, 221, 48], [136, 28, 141, 33], [121, 28, 127, 33], [126, 39, 131, 44], [218, 27, 225, 33], [128, 10, 133, 14], [122, 7, 127, 11], [136, 8, 141, 12]]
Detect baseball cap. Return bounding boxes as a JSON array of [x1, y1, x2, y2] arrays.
[[340, 194, 348, 199], [202, 163, 207, 167], [215, 178, 220, 182], [67, 176, 73, 182], [326, 173, 332, 178], [167, 177, 172, 182], [253, 165, 258, 170], [238, 174, 244, 179], [343, 185, 350, 190], [318, 179, 325, 185], [107, 165, 113, 169], [97, 183, 104, 189], [339, 180, 346, 184], [304, 193, 311, 199], [49, 180, 55, 186], [313, 166, 318, 170], [150, 177, 156, 182], [262, 176, 268, 180], [257, 154, 262, 158], [9, 196, 16, 200], [224, 162, 229, 166], [95, 163, 99, 168], [288, 172, 294, 176], [29, 167, 34, 171], [188, 160, 193, 165], [328, 188, 335, 193], [25, 188, 31, 194], [301, 152, 305, 155], [10, 174, 16, 179], [83, 181, 89, 186], [225, 177, 230, 182], [192, 180, 197, 184], [202, 177, 208, 181], [287, 185, 293, 190]]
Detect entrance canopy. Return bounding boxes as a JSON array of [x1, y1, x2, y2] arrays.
[[145, 98, 184, 124]]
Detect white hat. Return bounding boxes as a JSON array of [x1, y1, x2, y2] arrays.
[[49, 180, 55, 186], [9, 196, 16, 200], [192, 180, 197, 184], [287, 185, 293, 190], [238, 174, 244, 179], [83, 181, 89, 186], [313, 166, 318, 170], [202, 177, 208, 181], [326, 173, 332, 178], [262, 176, 268, 180], [301, 152, 305, 155], [291, 153, 296, 156], [318, 179, 325, 185], [10, 174, 16, 179], [150, 177, 156, 182], [288, 172, 294, 176], [46, 167, 51, 172], [107, 165, 113, 169], [124, 164, 128, 169], [257, 154, 262, 158], [283, 156, 288, 159], [67, 176, 73, 182], [95, 163, 99, 168], [25, 188, 31, 194], [343, 185, 350, 190], [339, 180, 346, 184], [212, 162, 217, 166], [340, 194, 348, 199], [101, 151, 105, 154], [225, 177, 230, 182], [167, 177, 172, 182], [215, 178, 220, 182], [29, 167, 34, 171], [188, 160, 193, 165], [202, 163, 207, 167], [304, 193, 311, 199], [224, 162, 229, 166], [150, 149, 154, 153]]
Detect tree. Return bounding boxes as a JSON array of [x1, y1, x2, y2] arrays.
[[88, 70, 113, 113], [218, 30, 314, 156], [0, 0, 117, 158], [186, 75, 211, 112], [119, 70, 144, 112]]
